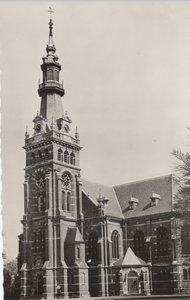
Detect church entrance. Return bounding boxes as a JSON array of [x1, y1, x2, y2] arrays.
[[127, 271, 138, 294]]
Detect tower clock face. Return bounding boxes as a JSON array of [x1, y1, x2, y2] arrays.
[[35, 171, 45, 187]]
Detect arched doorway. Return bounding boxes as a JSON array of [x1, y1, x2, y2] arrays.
[[128, 271, 138, 294]]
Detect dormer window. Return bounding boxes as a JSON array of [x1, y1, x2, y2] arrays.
[[150, 193, 160, 206], [129, 197, 139, 210]]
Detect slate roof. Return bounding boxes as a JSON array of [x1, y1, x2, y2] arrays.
[[113, 174, 173, 219], [122, 247, 146, 266], [82, 179, 123, 219]]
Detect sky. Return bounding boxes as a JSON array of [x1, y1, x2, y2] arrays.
[[1, 1, 190, 260]]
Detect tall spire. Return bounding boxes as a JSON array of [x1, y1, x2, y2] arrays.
[[38, 10, 65, 121]]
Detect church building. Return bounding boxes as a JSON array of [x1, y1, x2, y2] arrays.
[[17, 17, 190, 299]]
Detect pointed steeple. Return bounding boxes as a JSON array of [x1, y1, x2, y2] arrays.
[[38, 11, 65, 121]]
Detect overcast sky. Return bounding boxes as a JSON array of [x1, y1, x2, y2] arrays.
[[1, 1, 190, 260]]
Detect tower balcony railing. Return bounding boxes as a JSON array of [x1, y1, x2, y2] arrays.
[[25, 130, 80, 146], [38, 81, 63, 89]]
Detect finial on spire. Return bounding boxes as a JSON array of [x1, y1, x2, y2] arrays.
[[48, 7, 54, 45], [25, 126, 29, 139], [48, 7, 54, 19], [75, 126, 79, 140]]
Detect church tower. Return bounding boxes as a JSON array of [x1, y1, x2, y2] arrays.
[[19, 15, 89, 299]]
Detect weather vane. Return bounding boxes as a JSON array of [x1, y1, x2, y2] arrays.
[[48, 7, 54, 19]]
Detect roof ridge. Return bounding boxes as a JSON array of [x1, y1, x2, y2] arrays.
[[81, 178, 112, 188], [113, 174, 173, 188]]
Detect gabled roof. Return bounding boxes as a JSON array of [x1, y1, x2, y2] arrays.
[[122, 247, 146, 266], [113, 174, 173, 219], [82, 179, 123, 219]]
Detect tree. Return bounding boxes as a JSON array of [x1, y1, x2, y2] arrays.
[[3, 259, 18, 299], [171, 148, 190, 213]]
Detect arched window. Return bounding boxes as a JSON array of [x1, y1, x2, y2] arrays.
[[67, 192, 71, 211], [62, 191, 65, 210], [111, 230, 120, 259], [134, 230, 145, 259], [47, 69, 53, 80], [183, 269, 188, 280], [157, 226, 169, 256], [181, 226, 190, 254], [54, 70, 59, 81], [64, 150, 69, 163], [88, 231, 98, 260], [44, 149, 49, 160], [58, 149, 63, 162], [70, 152, 75, 165], [77, 246, 80, 259]]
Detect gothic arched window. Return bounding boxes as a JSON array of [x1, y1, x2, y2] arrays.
[[181, 226, 190, 254], [70, 152, 75, 165], [183, 269, 188, 280], [157, 226, 169, 256], [88, 231, 98, 260], [47, 69, 53, 80], [134, 230, 145, 259], [67, 192, 71, 211], [58, 148, 63, 162], [111, 230, 120, 259], [54, 69, 59, 81], [64, 150, 69, 163], [62, 191, 65, 210]]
